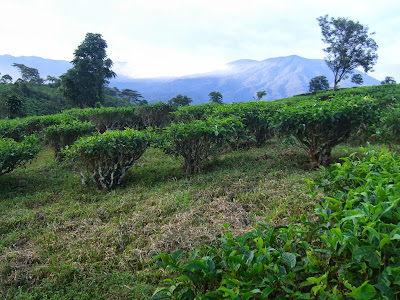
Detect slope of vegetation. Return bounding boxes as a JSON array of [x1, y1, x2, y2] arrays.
[[1, 84, 400, 299]]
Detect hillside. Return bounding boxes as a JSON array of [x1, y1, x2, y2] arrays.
[[0, 54, 380, 104]]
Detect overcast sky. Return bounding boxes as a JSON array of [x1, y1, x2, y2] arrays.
[[1, 0, 399, 81]]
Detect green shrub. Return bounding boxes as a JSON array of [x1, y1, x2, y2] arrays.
[[274, 96, 380, 168], [212, 102, 279, 146], [43, 121, 96, 160], [163, 117, 246, 175], [0, 114, 75, 141], [153, 147, 400, 299], [88, 106, 141, 133], [0, 135, 41, 175], [137, 102, 176, 129], [172, 103, 221, 123], [64, 128, 153, 190], [377, 105, 400, 146]]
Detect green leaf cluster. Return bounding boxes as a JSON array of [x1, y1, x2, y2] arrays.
[[153, 147, 400, 299], [0, 135, 41, 175]]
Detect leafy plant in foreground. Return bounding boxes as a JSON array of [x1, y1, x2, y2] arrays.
[[64, 128, 153, 190], [153, 147, 400, 299]]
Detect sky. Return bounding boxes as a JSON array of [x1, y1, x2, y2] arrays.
[[1, 0, 399, 81]]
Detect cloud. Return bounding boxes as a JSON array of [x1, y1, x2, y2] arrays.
[[1, 0, 399, 80]]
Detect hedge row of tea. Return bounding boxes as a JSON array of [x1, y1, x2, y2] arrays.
[[0, 95, 399, 190], [152, 147, 400, 299]]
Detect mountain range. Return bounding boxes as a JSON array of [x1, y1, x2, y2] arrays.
[[0, 54, 380, 103]]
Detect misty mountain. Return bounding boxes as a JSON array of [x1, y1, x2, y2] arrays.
[[0, 54, 380, 103]]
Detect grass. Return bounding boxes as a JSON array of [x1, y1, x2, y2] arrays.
[[0, 138, 372, 299]]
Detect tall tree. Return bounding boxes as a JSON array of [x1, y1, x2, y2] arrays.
[[208, 91, 223, 104], [12, 63, 42, 84], [381, 76, 397, 85], [120, 89, 143, 104], [0, 74, 13, 84], [5, 93, 24, 118], [351, 74, 363, 86], [168, 94, 192, 107], [60, 33, 116, 108], [317, 15, 378, 91], [309, 76, 330, 92], [256, 90, 267, 101]]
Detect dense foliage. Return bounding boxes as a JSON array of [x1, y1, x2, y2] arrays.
[[65, 128, 153, 190], [153, 147, 400, 299], [0, 135, 41, 175], [60, 33, 116, 108], [163, 117, 246, 175], [274, 96, 380, 168], [308, 76, 330, 93], [43, 121, 95, 160], [318, 15, 378, 90]]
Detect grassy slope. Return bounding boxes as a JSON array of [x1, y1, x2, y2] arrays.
[[2, 83, 399, 298], [0, 139, 355, 299]]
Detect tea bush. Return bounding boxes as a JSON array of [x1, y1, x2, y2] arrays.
[[377, 104, 400, 146], [212, 102, 279, 146], [0, 135, 41, 175], [153, 147, 400, 299], [163, 117, 247, 175], [172, 103, 221, 123], [88, 106, 141, 133], [43, 121, 96, 160], [274, 96, 380, 168], [64, 128, 153, 190], [137, 102, 176, 129]]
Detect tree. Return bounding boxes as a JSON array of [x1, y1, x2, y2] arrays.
[[45, 75, 61, 88], [317, 15, 378, 91], [309, 76, 330, 92], [256, 90, 267, 101], [5, 93, 24, 118], [12, 63, 43, 84], [208, 91, 223, 104], [351, 74, 363, 86], [0, 74, 12, 84], [381, 76, 397, 85], [60, 33, 116, 108], [168, 94, 192, 107], [120, 89, 143, 104]]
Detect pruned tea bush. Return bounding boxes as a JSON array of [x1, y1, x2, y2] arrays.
[[88, 106, 141, 133], [64, 128, 153, 190], [163, 117, 246, 175], [43, 121, 95, 160], [274, 96, 380, 168], [0, 135, 41, 175], [137, 102, 176, 129]]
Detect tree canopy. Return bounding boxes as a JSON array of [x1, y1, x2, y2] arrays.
[[208, 91, 223, 104], [351, 74, 363, 86], [309, 76, 330, 92], [60, 33, 116, 108], [12, 64, 42, 84], [381, 76, 397, 85], [120, 89, 143, 104], [256, 90, 267, 101], [317, 15, 378, 91], [168, 94, 192, 107]]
